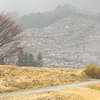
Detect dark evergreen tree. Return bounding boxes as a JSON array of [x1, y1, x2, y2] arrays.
[[17, 51, 43, 67], [36, 53, 43, 67], [23, 52, 28, 66], [17, 50, 24, 66], [0, 54, 6, 65], [28, 53, 34, 66]]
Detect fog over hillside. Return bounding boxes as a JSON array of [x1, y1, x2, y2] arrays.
[[8, 4, 100, 29]]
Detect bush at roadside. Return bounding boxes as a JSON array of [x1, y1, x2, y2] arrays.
[[84, 64, 100, 79]]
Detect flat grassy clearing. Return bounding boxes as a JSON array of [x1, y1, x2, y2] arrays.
[[0, 65, 91, 93]]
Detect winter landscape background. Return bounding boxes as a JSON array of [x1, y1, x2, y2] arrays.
[[7, 4, 100, 68]]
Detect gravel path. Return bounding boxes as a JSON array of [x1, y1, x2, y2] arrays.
[[0, 80, 100, 98]]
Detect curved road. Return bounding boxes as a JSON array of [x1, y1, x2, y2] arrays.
[[0, 80, 100, 98]]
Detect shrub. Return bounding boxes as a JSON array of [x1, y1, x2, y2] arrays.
[[84, 64, 97, 78], [95, 67, 100, 79], [84, 64, 100, 79]]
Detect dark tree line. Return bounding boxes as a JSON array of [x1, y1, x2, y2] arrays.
[[16, 50, 43, 67]]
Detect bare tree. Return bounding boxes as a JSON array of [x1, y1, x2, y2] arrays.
[[0, 13, 22, 62]]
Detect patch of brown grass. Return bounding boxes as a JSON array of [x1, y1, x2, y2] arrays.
[[0, 65, 90, 93], [85, 82, 100, 91]]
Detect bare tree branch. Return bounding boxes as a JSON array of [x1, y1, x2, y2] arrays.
[[0, 13, 23, 62]]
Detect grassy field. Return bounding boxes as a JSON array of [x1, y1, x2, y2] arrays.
[[2, 82, 100, 100], [0, 65, 91, 93]]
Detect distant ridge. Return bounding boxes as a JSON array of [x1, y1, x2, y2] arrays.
[[8, 4, 100, 29]]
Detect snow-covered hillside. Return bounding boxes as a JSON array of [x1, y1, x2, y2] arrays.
[[22, 16, 100, 68]]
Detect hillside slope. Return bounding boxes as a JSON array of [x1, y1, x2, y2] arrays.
[[22, 16, 100, 68]]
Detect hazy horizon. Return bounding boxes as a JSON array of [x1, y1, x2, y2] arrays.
[[0, 0, 100, 15]]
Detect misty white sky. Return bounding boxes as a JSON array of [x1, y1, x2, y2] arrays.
[[0, 0, 100, 15]]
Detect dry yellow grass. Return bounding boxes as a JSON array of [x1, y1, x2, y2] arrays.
[[85, 82, 100, 91], [0, 65, 90, 93], [2, 82, 100, 100]]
